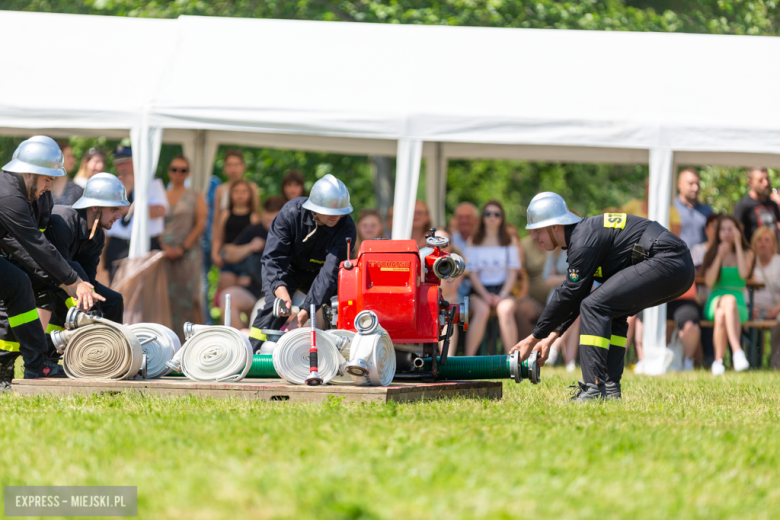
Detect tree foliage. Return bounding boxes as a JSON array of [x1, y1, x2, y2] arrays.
[[1, 0, 778, 228]]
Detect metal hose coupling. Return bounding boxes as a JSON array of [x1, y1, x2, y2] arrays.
[[64, 307, 103, 330], [324, 329, 356, 385], [509, 351, 541, 384], [345, 312, 396, 387], [168, 326, 253, 382]]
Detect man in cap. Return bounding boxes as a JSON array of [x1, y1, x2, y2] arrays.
[[248, 174, 356, 352], [0, 136, 104, 385], [511, 192, 695, 401]]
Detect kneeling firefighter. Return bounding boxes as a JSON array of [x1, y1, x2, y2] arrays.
[[0, 136, 104, 385], [41, 174, 129, 352], [511, 192, 695, 401], [248, 174, 356, 352]]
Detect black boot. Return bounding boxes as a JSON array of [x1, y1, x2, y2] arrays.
[[24, 359, 66, 379], [569, 381, 606, 402], [604, 381, 622, 400], [0, 357, 16, 391]]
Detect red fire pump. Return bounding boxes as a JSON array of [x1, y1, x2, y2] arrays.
[[330, 229, 468, 379]]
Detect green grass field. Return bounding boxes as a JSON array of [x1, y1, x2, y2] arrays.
[[1, 368, 779, 520]]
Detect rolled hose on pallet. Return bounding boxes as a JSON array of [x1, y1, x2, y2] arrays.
[[128, 323, 181, 378], [51, 310, 144, 380], [272, 327, 341, 385], [168, 326, 253, 382], [419, 351, 540, 384]]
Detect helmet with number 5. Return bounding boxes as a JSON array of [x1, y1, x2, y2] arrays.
[[525, 192, 581, 230]]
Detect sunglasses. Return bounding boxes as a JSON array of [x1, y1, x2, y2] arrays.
[[483, 211, 502, 218], [169, 167, 189, 174]]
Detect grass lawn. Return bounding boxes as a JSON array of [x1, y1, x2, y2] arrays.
[[1, 368, 779, 520]]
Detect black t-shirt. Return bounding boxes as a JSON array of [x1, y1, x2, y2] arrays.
[[233, 223, 269, 298], [734, 196, 780, 242]]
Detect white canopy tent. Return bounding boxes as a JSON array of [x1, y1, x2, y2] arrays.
[[2, 10, 780, 373]]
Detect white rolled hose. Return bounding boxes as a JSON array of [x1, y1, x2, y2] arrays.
[[272, 327, 341, 385], [129, 323, 181, 378], [168, 326, 253, 382], [54, 318, 144, 380], [325, 329, 356, 385]]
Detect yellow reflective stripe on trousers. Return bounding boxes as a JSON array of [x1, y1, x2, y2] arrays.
[[0, 339, 20, 351], [45, 323, 65, 334], [8, 309, 39, 328], [580, 335, 610, 349], [249, 328, 267, 341], [65, 297, 78, 309], [610, 335, 627, 347]]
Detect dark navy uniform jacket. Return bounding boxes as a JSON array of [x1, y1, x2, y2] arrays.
[[43, 206, 105, 285], [532, 213, 688, 339], [262, 197, 356, 310], [0, 170, 78, 286]]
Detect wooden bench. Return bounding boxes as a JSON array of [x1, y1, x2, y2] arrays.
[[695, 277, 774, 368]]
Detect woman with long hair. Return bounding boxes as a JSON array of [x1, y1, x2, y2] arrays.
[[702, 214, 754, 375], [411, 200, 433, 249], [281, 170, 307, 201], [464, 200, 521, 355], [750, 226, 780, 370], [355, 210, 385, 250], [212, 179, 260, 290], [72, 147, 106, 189]]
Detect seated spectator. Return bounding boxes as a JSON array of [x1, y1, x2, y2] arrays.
[[51, 141, 82, 206], [734, 168, 780, 244], [355, 209, 385, 250], [516, 234, 547, 339], [750, 226, 780, 370], [703, 214, 754, 375], [160, 156, 207, 341], [72, 146, 105, 189], [675, 168, 713, 250], [691, 212, 721, 269], [411, 200, 433, 249], [282, 170, 307, 201], [212, 179, 261, 290], [219, 196, 285, 330], [622, 178, 682, 236], [464, 200, 521, 355]]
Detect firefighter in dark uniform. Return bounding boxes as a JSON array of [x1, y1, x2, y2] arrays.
[[248, 174, 356, 352], [2, 173, 128, 355], [0, 136, 104, 385], [511, 192, 695, 401]]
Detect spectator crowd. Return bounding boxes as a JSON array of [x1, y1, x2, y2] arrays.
[[47, 141, 780, 372]]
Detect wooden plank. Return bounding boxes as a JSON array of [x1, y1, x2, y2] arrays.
[[11, 378, 503, 404]]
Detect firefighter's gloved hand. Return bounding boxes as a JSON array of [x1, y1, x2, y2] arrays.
[[274, 286, 292, 314]]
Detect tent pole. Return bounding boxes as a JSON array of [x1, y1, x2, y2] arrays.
[[424, 142, 447, 229], [641, 147, 674, 375], [391, 139, 423, 240], [128, 119, 163, 259]]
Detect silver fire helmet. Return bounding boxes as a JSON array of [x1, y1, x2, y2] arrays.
[[72, 173, 130, 210], [525, 192, 581, 230], [302, 174, 353, 216], [2, 136, 67, 177]]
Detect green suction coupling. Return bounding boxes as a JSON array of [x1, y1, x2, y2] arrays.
[[419, 351, 540, 384]]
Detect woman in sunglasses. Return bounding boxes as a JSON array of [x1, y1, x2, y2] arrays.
[[160, 155, 207, 341], [463, 200, 521, 355]]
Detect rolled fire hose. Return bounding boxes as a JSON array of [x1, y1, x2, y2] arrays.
[[52, 310, 144, 380], [416, 351, 540, 384], [272, 327, 340, 385], [129, 323, 181, 379], [168, 325, 253, 382], [325, 329, 355, 385]]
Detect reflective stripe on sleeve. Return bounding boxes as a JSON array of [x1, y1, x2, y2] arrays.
[[610, 335, 627, 347], [249, 328, 267, 341], [65, 297, 78, 309], [45, 323, 65, 334], [0, 339, 20, 351]]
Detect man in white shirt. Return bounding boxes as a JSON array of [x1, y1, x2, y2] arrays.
[[104, 146, 169, 281]]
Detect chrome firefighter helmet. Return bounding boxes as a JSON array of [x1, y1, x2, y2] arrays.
[[72, 173, 130, 210], [302, 174, 353, 216], [2, 136, 67, 177], [525, 192, 581, 230]]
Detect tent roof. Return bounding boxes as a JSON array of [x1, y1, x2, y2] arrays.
[[1, 11, 779, 156]]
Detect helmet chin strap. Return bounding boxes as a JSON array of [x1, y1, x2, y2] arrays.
[[89, 209, 102, 240], [546, 227, 559, 248]]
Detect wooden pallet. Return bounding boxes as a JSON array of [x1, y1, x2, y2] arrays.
[[11, 377, 502, 403]]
